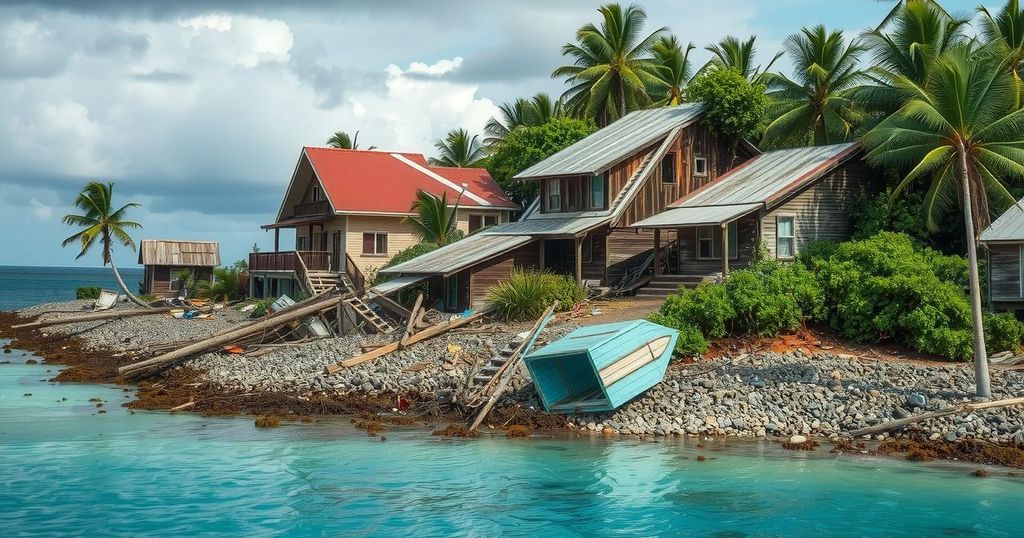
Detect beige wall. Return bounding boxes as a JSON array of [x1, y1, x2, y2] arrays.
[[345, 215, 420, 276], [454, 208, 509, 235]]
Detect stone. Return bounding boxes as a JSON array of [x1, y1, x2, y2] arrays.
[[789, 435, 807, 444], [905, 393, 928, 408], [946, 431, 958, 442]]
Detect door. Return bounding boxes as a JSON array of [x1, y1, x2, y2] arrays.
[[331, 232, 342, 272]]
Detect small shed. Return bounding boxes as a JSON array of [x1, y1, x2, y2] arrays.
[[980, 202, 1024, 315], [138, 240, 221, 298]]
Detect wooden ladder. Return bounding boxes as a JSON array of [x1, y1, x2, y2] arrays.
[[463, 338, 526, 407], [343, 295, 395, 334], [305, 271, 340, 295]]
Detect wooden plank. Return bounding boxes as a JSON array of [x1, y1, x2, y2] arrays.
[[599, 336, 671, 387], [14, 306, 183, 329], [400, 293, 423, 348], [848, 396, 1024, 438]]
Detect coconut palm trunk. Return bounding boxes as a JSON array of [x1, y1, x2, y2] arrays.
[[108, 256, 150, 308], [959, 147, 991, 398]]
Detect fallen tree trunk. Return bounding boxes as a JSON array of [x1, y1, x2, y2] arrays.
[[12, 307, 183, 329], [847, 396, 1024, 438], [325, 308, 490, 374], [119, 294, 344, 378]]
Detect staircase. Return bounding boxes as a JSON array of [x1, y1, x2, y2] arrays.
[[343, 296, 395, 334], [464, 336, 527, 407], [306, 270, 341, 295], [636, 274, 713, 298]]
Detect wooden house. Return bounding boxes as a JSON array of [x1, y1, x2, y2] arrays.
[[378, 104, 754, 310], [980, 203, 1024, 314], [138, 240, 220, 298], [250, 147, 517, 298]]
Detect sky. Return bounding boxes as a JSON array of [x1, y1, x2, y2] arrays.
[[0, 0, 987, 268]]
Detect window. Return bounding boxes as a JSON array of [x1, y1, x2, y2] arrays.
[[362, 232, 388, 256], [445, 274, 459, 311], [169, 268, 191, 292], [469, 214, 499, 233], [696, 222, 739, 259], [546, 179, 561, 211], [661, 152, 677, 183], [312, 185, 321, 202], [589, 175, 606, 209], [296, 236, 308, 250], [776, 216, 796, 258], [693, 156, 708, 177]]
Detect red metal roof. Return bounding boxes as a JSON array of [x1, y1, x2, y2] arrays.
[[303, 147, 517, 214]]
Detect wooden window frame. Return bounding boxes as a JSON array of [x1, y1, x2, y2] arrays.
[[695, 222, 739, 260], [296, 235, 307, 251], [546, 178, 562, 212], [776, 215, 796, 259], [362, 231, 388, 257], [468, 213, 499, 233], [693, 156, 708, 178], [311, 185, 321, 202], [589, 174, 606, 210], [169, 267, 190, 291], [661, 152, 677, 184]]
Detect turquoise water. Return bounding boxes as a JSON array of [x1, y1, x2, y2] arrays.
[[1, 343, 1022, 536], [0, 266, 144, 311]]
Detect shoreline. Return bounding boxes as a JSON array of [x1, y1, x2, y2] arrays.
[[3, 301, 1024, 470]]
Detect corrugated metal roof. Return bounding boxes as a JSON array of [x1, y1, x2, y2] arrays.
[[514, 104, 704, 179], [378, 233, 532, 276], [138, 240, 221, 266], [673, 143, 860, 209], [367, 275, 429, 297], [631, 203, 762, 228], [980, 202, 1024, 242], [483, 216, 608, 237]]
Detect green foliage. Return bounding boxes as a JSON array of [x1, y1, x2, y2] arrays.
[[704, 35, 781, 85], [326, 130, 360, 149], [797, 240, 838, 268], [138, 293, 158, 303], [648, 312, 708, 357], [813, 232, 976, 360], [657, 283, 734, 339], [404, 191, 464, 246], [485, 269, 586, 321], [374, 243, 440, 285], [686, 68, 768, 141], [231, 259, 248, 272], [196, 267, 245, 303], [486, 117, 596, 206], [249, 298, 275, 318], [429, 128, 486, 168], [725, 260, 821, 336], [984, 312, 1024, 354], [76, 286, 101, 300]]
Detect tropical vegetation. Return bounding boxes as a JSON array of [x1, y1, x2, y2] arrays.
[[326, 130, 360, 150], [403, 190, 464, 246], [196, 266, 246, 303], [485, 269, 586, 321], [428, 128, 486, 167]]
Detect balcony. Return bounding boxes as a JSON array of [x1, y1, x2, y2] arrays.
[[249, 250, 330, 272], [293, 200, 332, 218]]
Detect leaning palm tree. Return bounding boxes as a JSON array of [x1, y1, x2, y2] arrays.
[[403, 190, 464, 246], [649, 36, 696, 106], [326, 130, 359, 149], [762, 25, 869, 147], [428, 128, 486, 167], [552, 3, 666, 125], [61, 181, 150, 308], [703, 35, 782, 85], [861, 45, 1024, 397]]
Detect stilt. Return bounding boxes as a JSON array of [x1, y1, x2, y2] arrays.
[[653, 228, 662, 275], [574, 237, 583, 284], [539, 239, 545, 271], [721, 223, 729, 278]]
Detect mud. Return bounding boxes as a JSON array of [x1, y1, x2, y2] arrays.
[[432, 423, 480, 438]]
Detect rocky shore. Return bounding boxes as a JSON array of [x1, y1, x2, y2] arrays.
[[6, 300, 1024, 455]]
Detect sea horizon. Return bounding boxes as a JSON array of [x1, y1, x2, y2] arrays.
[[0, 265, 145, 311]]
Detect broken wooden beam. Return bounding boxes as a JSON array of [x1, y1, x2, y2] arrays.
[[325, 308, 490, 374], [400, 293, 424, 348], [119, 294, 344, 379], [847, 396, 1024, 438], [12, 307, 183, 329]]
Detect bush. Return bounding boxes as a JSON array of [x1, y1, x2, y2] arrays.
[[196, 267, 246, 303], [686, 68, 768, 141], [658, 283, 733, 339], [138, 294, 159, 303], [76, 286, 101, 300], [249, 297, 275, 318], [814, 232, 976, 360], [725, 260, 822, 337], [984, 312, 1024, 354], [485, 269, 586, 321], [648, 312, 708, 357]]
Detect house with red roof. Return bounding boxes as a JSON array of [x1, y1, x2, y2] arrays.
[[249, 147, 517, 298]]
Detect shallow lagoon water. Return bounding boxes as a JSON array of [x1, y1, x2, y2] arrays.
[[1, 342, 1022, 537]]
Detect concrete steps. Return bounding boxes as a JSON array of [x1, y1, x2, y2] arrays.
[[635, 274, 713, 298]]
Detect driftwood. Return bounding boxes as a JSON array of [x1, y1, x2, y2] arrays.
[[848, 396, 1024, 438], [325, 308, 490, 374], [169, 401, 196, 412], [468, 306, 555, 431], [400, 293, 424, 348], [119, 294, 345, 378], [13, 307, 185, 329]]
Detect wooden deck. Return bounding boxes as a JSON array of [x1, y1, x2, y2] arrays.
[[249, 250, 330, 272]]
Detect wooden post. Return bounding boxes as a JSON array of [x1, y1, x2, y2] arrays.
[[538, 239, 545, 271], [274, 228, 280, 252], [574, 237, 583, 284], [721, 223, 729, 278], [653, 228, 662, 275]]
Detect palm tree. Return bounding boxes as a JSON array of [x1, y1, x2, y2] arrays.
[[61, 181, 150, 308], [403, 190, 464, 246], [484, 94, 566, 147], [429, 128, 486, 167], [552, 3, 666, 125], [649, 36, 696, 106], [196, 267, 244, 303], [326, 130, 359, 149], [861, 46, 1024, 397], [703, 35, 782, 85], [762, 25, 869, 147], [980, 0, 1024, 93]]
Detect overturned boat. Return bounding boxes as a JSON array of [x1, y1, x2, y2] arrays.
[[523, 320, 678, 414]]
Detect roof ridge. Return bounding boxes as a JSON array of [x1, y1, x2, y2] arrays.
[[389, 153, 493, 207]]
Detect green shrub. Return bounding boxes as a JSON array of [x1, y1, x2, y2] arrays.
[[797, 240, 838, 268], [648, 312, 708, 356], [76, 286, 101, 300], [196, 267, 246, 303], [485, 269, 586, 321], [658, 283, 734, 339], [984, 312, 1024, 354], [249, 298, 275, 318], [138, 294, 159, 303], [725, 260, 822, 337], [814, 232, 977, 360]]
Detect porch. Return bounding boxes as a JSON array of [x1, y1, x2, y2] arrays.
[[248, 250, 368, 298]]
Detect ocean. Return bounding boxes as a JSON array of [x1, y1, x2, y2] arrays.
[[0, 265, 144, 311]]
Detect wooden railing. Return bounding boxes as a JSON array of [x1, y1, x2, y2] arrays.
[[345, 253, 366, 293], [250, 250, 331, 272], [293, 200, 332, 218]]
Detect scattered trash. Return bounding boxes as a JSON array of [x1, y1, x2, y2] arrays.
[[94, 289, 118, 311]]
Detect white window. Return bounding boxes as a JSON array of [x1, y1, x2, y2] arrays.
[[546, 178, 561, 211], [776, 216, 796, 258], [697, 222, 738, 259], [362, 232, 388, 256], [590, 175, 605, 209], [312, 185, 321, 202], [693, 156, 708, 177], [469, 214, 499, 233]]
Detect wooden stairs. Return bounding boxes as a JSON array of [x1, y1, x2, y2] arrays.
[[343, 295, 395, 334], [306, 270, 341, 295], [635, 274, 713, 298], [464, 336, 527, 407], [303, 268, 394, 334]]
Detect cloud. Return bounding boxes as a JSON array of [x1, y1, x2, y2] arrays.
[[90, 26, 149, 56], [29, 198, 54, 220], [404, 57, 463, 77], [0, 19, 73, 78], [131, 69, 190, 82]]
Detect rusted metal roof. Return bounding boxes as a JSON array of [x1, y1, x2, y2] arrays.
[[138, 240, 221, 266], [631, 203, 762, 228], [378, 233, 532, 276], [980, 201, 1024, 242], [672, 143, 860, 210], [514, 104, 704, 179]]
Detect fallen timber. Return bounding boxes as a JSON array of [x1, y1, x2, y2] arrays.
[[12, 306, 191, 329], [119, 293, 346, 379], [325, 308, 491, 374], [848, 396, 1024, 438]]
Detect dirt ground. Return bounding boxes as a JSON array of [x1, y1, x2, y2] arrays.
[[572, 296, 666, 326]]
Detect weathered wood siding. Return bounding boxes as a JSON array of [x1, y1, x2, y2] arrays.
[[143, 265, 214, 298], [344, 215, 422, 276], [673, 214, 760, 275], [605, 227, 677, 286], [989, 244, 1022, 303], [466, 242, 541, 309], [761, 161, 871, 258]]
